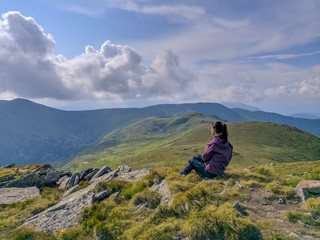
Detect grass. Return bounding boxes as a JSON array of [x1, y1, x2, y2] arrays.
[[63, 114, 320, 172], [0, 187, 64, 239], [3, 159, 320, 239]]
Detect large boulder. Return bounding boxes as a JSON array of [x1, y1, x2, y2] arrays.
[[1, 163, 15, 168], [22, 183, 96, 233], [295, 180, 320, 202], [0, 187, 40, 204]]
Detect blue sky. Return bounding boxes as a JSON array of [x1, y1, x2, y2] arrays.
[[0, 0, 319, 115]]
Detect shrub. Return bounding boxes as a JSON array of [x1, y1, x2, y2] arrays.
[[305, 168, 320, 180]]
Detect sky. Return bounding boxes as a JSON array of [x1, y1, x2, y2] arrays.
[[0, 0, 319, 115]]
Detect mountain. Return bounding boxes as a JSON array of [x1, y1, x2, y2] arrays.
[[64, 112, 320, 172], [232, 108, 320, 137], [220, 102, 261, 111], [290, 113, 320, 119], [1, 98, 319, 167]]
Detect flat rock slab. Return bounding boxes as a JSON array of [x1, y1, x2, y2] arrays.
[[22, 183, 97, 233], [295, 180, 320, 202], [0, 187, 40, 204], [116, 169, 151, 181]]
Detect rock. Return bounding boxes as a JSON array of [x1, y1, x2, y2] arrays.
[[278, 197, 286, 205], [59, 177, 70, 189], [116, 168, 151, 181], [289, 232, 300, 239], [93, 190, 111, 203], [79, 168, 93, 180], [22, 183, 97, 233], [295, 180, 320, 202], [0, 187, 40, 204], [90, 165, 112, 182], [41, 164, 53, 170], [150, 179, 173, 205], [233, 202, 244, 212], [83, 168, 99, 181], [44, 170, 61, 182], [91, 165, 133, 183], [134, 202, 148, 211], [117, 164, 132, 174], [62, 185, 79, 199], [2, 163, 16, 168], [235, 181, 245, 189], [0, 174, 15, 183], [59, 170, 72, 178], [1, 173, 56, 189], [66, 173, 80, 190], [261, 202, 271, 205]]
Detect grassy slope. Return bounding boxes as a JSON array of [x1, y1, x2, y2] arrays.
[[3, 162, 320, 240], [63, 113, 320, 172]]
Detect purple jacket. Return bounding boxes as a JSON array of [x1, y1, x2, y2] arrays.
[[202, 136, 233, 175]]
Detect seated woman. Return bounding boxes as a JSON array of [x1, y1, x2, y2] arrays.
[[179, 121, 233, 178]]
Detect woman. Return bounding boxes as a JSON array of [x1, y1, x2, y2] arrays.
[[179, 121, 233, 178]]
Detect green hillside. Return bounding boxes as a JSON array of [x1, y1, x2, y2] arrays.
[[64, 113, 320, 172]]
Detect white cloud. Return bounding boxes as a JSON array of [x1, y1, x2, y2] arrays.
[[195, 62, 320, 105], [0, 11, 195, 101]]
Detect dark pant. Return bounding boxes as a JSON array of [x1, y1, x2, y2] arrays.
[[182, 155, 216, 178]]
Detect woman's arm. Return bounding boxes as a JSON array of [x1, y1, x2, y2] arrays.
[[202, 142, 214, 162]]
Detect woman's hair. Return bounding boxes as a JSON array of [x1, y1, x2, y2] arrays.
[[212, 121, 228, 142]]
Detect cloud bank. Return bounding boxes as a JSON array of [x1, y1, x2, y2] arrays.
[[0, 11, 194, 101], [0, 10, 319, 113]]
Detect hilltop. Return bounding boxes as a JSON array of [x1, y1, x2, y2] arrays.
[[1, 99, 319, 167], [0, 162, 319, 240], [64, 112, 320, 172]]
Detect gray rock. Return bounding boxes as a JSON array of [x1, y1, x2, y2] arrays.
[[83, 168, 99, 181], [116, 168, 151, 182], [0, 187, 40, 204], [235, 181, 245, 189], [150, 179, 173, 205], [91, 165, 132, 183], [22, 183, 97, 233], [66, 173, 80, 190], [59, 177, 70, 189], [62, 184, 79, 199], [90, 165, 112, 182], [57, 175, 68, 185], [2, 163, 16, 168], [44, 171, 61, 182], [0, 174, 15, 183], [93, 190, 110, 203], [1, 173, 56, 189], [79, 168, 93, 180]]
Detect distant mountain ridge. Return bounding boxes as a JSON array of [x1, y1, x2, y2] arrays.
[[0, 98, 319, 166]]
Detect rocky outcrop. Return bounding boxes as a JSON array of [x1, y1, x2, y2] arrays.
[[295, 180, 320, 202], [22, 183, 96, 233], [22, 164, 135, 233], [0, 174, 15, 183], [1, 172, 57, 189], [0, 187, 40, 204], [1, 163, 16, 168]]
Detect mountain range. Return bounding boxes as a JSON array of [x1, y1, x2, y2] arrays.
[[0, 98, 319, 167]]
